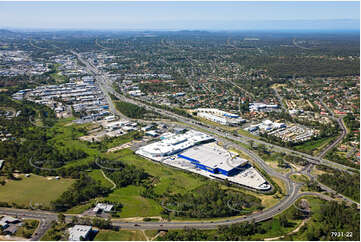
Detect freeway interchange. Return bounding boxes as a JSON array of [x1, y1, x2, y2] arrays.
[[1, 51, 358, 239]]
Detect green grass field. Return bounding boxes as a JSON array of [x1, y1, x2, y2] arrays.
[[106, 185, 163, 218], [26, 119, 208, 218], [107, 148, 207, 196], [293, 136, 335, 155], [94, 230, 146, 241], [65, 201, 95, 214], [88, 170, 114, 189], [290, 174, 309, 184], [0, 174, 74, 207], [287, 196, 329, 240]]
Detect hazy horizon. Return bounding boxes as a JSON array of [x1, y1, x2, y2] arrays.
[[0, 1, 359, 31]]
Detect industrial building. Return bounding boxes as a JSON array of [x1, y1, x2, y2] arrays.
[[196, 108, 246, 126], [21, 80, 112, 122]]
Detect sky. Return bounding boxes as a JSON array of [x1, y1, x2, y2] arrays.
[[0, 1, 359, 31]]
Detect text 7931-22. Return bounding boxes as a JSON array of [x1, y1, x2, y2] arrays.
[[330, 232, 353, 238]]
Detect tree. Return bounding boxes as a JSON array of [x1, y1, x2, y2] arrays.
[[58, 213, 65, 223], [71, 216, 78, 225], [248, 140, 254, 148], [279, 214, 289, 227]]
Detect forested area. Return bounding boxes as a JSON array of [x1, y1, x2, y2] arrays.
[[152, 183, 262, 219], [0, 125, 89, 175], [299, 201, 360, 241], [237, 56, 360, 78], [158, 199, 360, 241], [104, 164, 149, 187], [114, 100, 148, 119], [318, 171, 360, 202], [324, 148, 359, 169], [50, 174, 111, 211]]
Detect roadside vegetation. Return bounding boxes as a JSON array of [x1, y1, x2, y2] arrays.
[[157, 196, 360, 241], [15, 219, 39, 239], [114, 100, 148, 119], [317, 168, 360, 202]]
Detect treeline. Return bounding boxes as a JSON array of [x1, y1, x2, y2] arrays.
[[50, 173, 111, 211], [318, 170, 360, 202], [239, 56, 360, 78], [150, 183, 262, 219], [114, 100, 148, 119], [147, 101, 193, 119], [298, 201, 360, 241], [284, 154, 309, 166], [0, 126, 88, 175], [158, 199, 360, 241], [0, 95, 57, 134], [344, 113, 360, 128], [158, 203, 298, 240], [325, 147, 359, 169], [104, 164, 149, 187]]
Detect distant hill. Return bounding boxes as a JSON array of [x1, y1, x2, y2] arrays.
[[0, 29, 17, 37]]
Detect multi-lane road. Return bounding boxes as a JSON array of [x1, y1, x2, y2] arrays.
[[317, 97, 348, 158]]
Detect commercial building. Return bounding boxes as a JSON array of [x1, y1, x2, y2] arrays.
[[136, 130, 271, 191], [249, 103, 279, 112], [0, 216, 21, 235], [136, 130, 215, 161], [93, 203, 113, 213], [68, 225, 93, 241], [177, 143, 248, 176], [196, 108, 246, 126]]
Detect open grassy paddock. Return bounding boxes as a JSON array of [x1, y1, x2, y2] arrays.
[[107, 148, 208, 196], [293, 136, 335, 155], [0, 174, 74, 207], [94, 230, 146, 241], [106, 185, 163, 218], [290, 174, 309, 184], [88, 169, 114, 189]]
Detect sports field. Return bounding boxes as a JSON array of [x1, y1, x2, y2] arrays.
[[0, 174, 74, 207]]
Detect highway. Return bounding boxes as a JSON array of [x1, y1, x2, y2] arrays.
[[317, 97, 347, 158], [1, 190, 340, 231], [112, 90, 355, 172], [300, 165, 359, 207]]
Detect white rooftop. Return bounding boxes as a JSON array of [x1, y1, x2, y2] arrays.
[[93, 203, 113, 212], [136, 130, 214, 160], [179, 142, 248, 171], [68, 225, 92, 241]]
